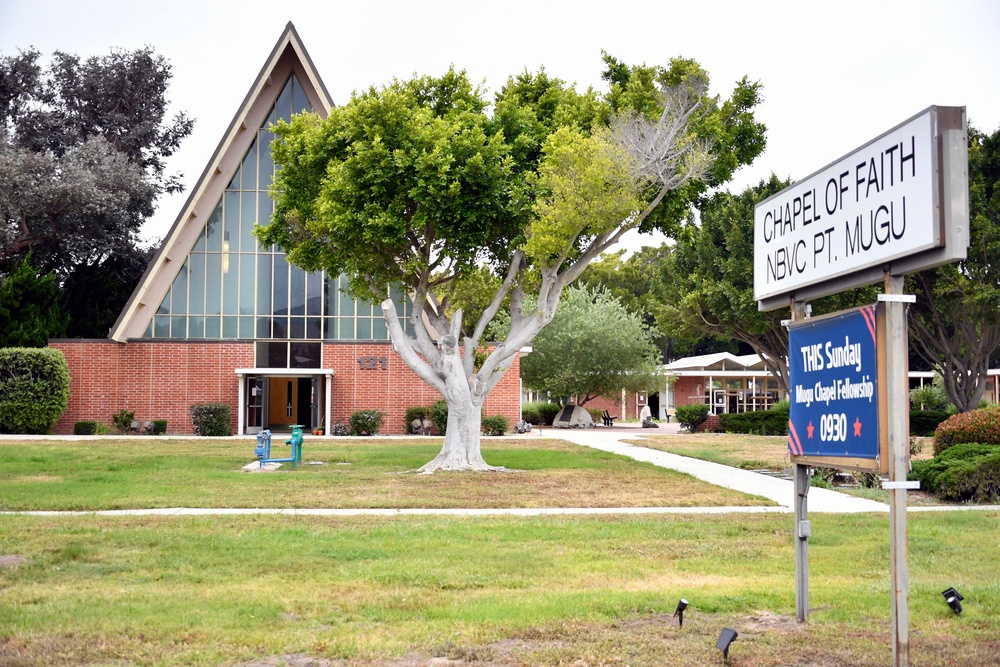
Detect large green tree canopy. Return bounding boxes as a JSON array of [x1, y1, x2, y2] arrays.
[[0, 47, 193, 276], [661, 175, 876, 392], [259, 57, 765, 471], [908, 123, 1000, 412]]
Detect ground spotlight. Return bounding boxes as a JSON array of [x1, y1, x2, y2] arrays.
[[942, 587, 964, 615], [673, 598, 688, 627], [716, 627, 738, 661]]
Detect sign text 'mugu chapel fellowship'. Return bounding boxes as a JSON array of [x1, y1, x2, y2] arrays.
[[787, 306, 879, 460], [754, 109, 939, 301]]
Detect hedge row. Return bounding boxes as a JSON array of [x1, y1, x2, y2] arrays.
[[910, 442, 1000, 503], [910, 410, 951, 438], [718, 404, 789, 435], [0, 348, 70, 434], [710, 407, 948, 438]]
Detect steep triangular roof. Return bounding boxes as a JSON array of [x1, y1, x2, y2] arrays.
[[110, 22, 333, 341]]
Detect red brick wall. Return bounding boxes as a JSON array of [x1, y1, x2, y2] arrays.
[[49, 340, 521, 435], [695, 414, 720, 433], [322, 342, 521, 434], [674, 376, 707, 408]]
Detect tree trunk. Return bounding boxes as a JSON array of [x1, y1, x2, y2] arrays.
[[418, 378, 505, 474], [414, 337, 506, 474], [381, 298, 518, 474]]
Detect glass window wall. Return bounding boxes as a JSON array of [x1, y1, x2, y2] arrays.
[[144, 73, 410, 343]]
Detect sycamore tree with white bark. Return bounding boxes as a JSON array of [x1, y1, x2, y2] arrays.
[[257, 56, 766, 472]]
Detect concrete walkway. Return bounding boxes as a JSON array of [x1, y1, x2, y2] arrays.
[[540, 426, 890, 513]]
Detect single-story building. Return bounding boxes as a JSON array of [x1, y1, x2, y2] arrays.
[[665, 352, 787, 415], [661, 352, 1000, 416], [49, 23, 521, 435]]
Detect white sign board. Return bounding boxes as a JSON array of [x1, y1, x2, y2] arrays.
[[754, 108, 940, 302]]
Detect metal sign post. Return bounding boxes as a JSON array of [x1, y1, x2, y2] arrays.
[[882, 276, 914, 667], [755, 105, 967, 666], [790, 299, 810, 623]]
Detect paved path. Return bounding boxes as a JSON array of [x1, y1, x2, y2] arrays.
[[541, 427, 890, 513]]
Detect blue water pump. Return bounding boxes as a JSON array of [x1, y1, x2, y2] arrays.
[[255, 429, 272, 464], [254, 426, 303, 469]]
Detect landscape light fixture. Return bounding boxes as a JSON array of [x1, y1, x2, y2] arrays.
[[942, 587, 964, 615], [716, 628, 738, 662], [673, 598, 688, 627]]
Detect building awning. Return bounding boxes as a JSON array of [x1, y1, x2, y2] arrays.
[[234, 368, 334, 377]]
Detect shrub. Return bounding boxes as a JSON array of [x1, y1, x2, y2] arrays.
[[152, 419, 167, 435], [520, 403, 541, 425], [349, 410, 383, 436], [330, 421, 350, 436], [94, 422, 111, 435], [112, 409, 135, 434], [933, 406, 1000, 455], [719, 404, 789, 435], [911, 442, 1000, 502], [910, 410, 950, 437], [0, 347, 71, 434], [812, 467, 838, 488], [522, 401, 560, 426], [586, 407, 604, 423], [909, 383, 951, 411], [854, 471, 883, 489], [675, 404, 710, 432], [482, 415, 509, 436], [190, 402, 232, 436], [73, 420, 97, 435], [405, 406, 429, 434], [430, 399, 449, 435]]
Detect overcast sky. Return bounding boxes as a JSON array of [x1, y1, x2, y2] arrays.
[[3, 0, 999, 252]]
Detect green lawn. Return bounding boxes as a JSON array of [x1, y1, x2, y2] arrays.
[[1, 512, 998, 666], [1, 436, 997, 666], [633, 432, 793, 471], [0, 437, 769, 510]]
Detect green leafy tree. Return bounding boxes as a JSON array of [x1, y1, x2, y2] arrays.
[[660, 176, 793, 388], [0, 47, 192, 276], [661, 175, 875, 392], [0, 254, 67, 347], [908, 124, 1000, 412], [578, 244, 738, 361], [577, 245, 666, 320], [62, 245, 154, 338], [259, 60, 765, 472], [444, 265, 505, 339], [521, 284, 663, 404]]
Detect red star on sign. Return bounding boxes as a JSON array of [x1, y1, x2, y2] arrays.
[[807, 422, 815, 439], [853, 417, 863, 437]]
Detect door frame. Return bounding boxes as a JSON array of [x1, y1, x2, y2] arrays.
[[236, 368, 334, 436]]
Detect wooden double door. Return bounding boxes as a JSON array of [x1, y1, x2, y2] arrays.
[[246, 376, 319, 433]]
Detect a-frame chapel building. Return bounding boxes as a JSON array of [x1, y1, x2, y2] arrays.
[[50, 23, 521, 435]]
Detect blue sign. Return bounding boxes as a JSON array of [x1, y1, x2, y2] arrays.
[[788, 306, 879, 460]]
